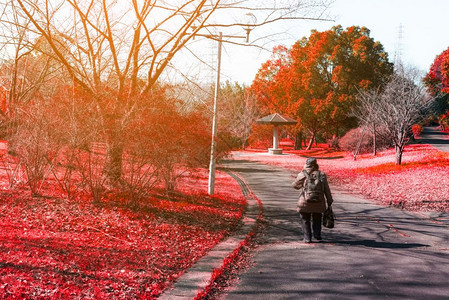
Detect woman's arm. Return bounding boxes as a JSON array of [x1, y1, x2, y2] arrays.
[[322, 173, 333, 206], [292, 171, 305, 190]]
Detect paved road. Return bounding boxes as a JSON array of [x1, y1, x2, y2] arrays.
[[417, 126, 449, 152], [222, 159, 449, 299]]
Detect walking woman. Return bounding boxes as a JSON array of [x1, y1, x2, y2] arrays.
[[292, 158, 333, 243]]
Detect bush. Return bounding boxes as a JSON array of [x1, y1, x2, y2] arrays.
[[8, 100, 63, 196], [327, 136, 340, 150], [124, 90, 211, 193], [148, 111, 211, 192], [339, 127, 391, 154], [217, 131, 244, 152], [440, 112, 449, 131], [4, 82, 222, 199], [412, 124, 423, 138], [0, 115, 9, 139]]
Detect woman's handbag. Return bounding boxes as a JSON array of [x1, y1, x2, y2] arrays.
[[323, 206, 334, 228]]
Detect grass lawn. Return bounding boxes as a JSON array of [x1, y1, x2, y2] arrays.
[[233, 142, 449, 212]]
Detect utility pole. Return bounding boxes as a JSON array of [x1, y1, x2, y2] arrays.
[[192, 26, 253, 195], [208, 32, 222, 195], [394, 23, 404, 69]]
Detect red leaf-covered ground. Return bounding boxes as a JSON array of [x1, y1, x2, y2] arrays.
[[0, 167, 246, 299], [233, 143, 449, 212]]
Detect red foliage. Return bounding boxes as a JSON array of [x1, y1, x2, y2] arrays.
[[247, 124, 273, 149], [0, 162, 246, 298], [412, 124, 424, 138], [439, 112, 449, 132], [250, 25, 393, 142], [424, 47, 449, 96], [195, 177, 264, 300]]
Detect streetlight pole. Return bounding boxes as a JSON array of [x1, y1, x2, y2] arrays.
[[191, 24, 253, 195], [208, 32, 222, 195]]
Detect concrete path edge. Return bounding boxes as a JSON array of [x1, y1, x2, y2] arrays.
[[159, 170, 261, 299]]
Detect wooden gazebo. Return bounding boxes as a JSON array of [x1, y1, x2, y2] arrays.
[[256, 113, 297, 154]]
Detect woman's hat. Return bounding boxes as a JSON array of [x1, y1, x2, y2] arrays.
[[305, 157, 318, 167]]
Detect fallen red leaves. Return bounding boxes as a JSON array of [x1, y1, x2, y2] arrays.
[[195, 187, 264, 300], [0, 169, 246, 299]]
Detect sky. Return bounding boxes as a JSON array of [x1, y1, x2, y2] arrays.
[[202, 0, 449, 85]]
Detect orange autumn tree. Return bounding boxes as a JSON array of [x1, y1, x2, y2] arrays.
[[424, 47, 449, 96], [251, 25, 393, 149], [424, 47, 449, 128]]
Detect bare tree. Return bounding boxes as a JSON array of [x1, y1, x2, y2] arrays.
[[218, 82, 260, 149], [356, 67, 433, 165], [10, 0, 331, 182], [0, 1, 33, 113], [235, 93, 260, 149], [353, 88, 382, 157], [0, 1, 66, 114]]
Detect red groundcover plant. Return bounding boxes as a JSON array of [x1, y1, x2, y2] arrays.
[[0, 163, 246, 299]]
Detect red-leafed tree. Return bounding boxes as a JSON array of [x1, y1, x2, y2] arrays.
[[251, 25, 393, 149], [424, 47, 449, 96], [424, 47, 449, 127], [251, 45, 292, 114]]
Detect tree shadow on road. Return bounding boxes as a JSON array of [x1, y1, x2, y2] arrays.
[[419, 138, 449, 145], [334, 239, 429, 249], [219, 160, 278, 174], [417, 126, 449, 144]]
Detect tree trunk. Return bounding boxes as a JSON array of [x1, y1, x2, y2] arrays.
[[395, 145, 403, 165], [305, 132, 315, 150], [294, 131, 303, 150], [372, 124, 377, 156], [353, 126, 367, 160], [105, 138, 124, 183]]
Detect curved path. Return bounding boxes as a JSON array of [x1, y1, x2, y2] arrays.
[[417, 126, 449, 152], [222, 159, 449, 299]]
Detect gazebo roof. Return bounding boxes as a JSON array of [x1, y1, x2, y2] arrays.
[[256, 113, 297, 126]]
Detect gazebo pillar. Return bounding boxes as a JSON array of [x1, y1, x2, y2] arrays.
[[256, 113, 297, 155], [269, 125, 282, 154]]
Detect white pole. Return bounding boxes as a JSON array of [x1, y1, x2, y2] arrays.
[[208, 32, 222, 195], [273, 125, 279, 150]]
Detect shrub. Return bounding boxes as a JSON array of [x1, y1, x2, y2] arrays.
[[149, 111, 211, 192], [412, 124, 423, 138], [440, 112, 449, 131], [5, 83, 220, 199], [339, 126, 391, 155], [327, 136, 340, 150], [8, 100, 63, 196], [125, 91, 211, 193]]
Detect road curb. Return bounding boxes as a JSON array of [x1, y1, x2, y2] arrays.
[[159, 169, 261, 299]]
